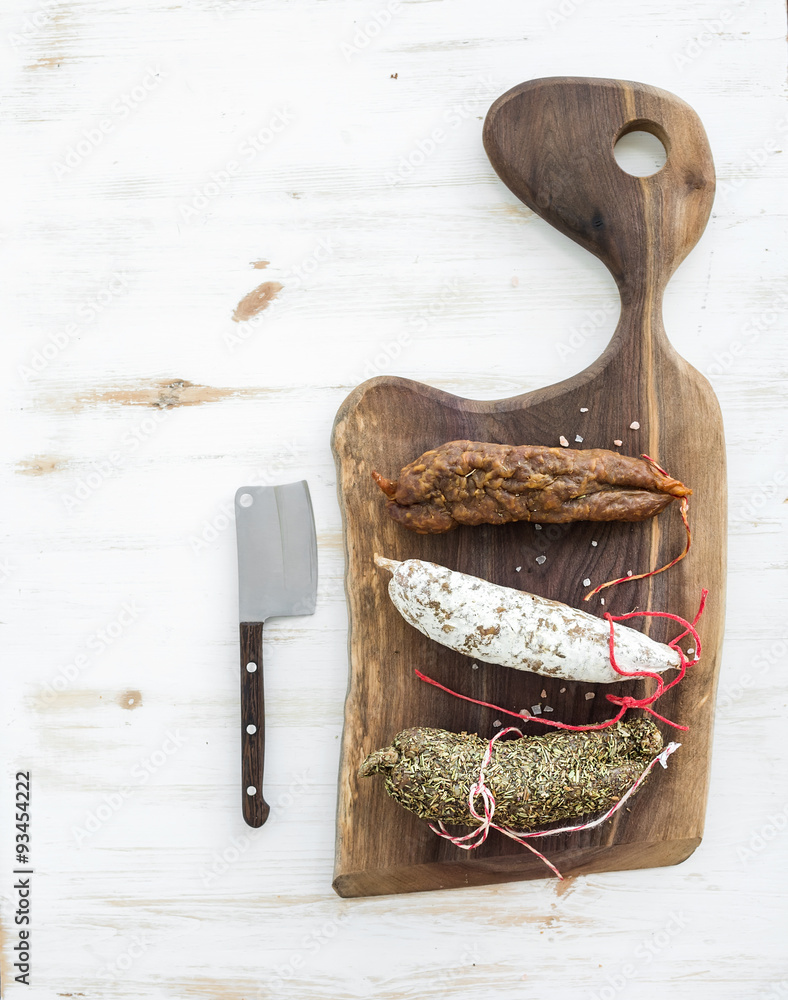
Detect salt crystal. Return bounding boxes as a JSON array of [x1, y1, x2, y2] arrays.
[[559, 435, 569, 447], [630, 421, 640, 430], [541, 689, 547, 699], [627, 570, 633, 577], [520, 708, 531, 718], [575, 435, 584, 443], [583, 577, 591, 587], [531, 704, 542, 715], [471, 663, 479, 670], [493, 719, 502, 727], [559, 687, 566, 693], [585, 692, 595, 700], [515, 565, 522, 572], [536, 555, 546, 565], [580, 407, 589, 413], [543, 706, 554, 713], [534, 524, 542, 530], [600, 598, 605, 605], [591, 540, 598, 547], [687, 647, 695, 657]]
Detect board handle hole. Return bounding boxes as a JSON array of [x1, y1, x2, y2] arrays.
[[614, 121, 668, 177]]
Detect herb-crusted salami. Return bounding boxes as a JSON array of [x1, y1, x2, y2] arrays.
[[359, 721, 664, 830], [372, 440, 690, 533], [376, 555, 681, 683]]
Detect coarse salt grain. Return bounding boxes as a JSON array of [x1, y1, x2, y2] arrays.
[[471, 663, 479, 670], [600, 598, 605, 605], [583, 577, 591, 587], [627, 570, 633, 577], [493, 719, 501, 727], [591, 540, 598, 547], [630, 421, 640, 430], [585, 692, 595, 700], [559, 435, 569, 447], [520, 708, 531, 717], [536, 555, 546, 565], [534, 524, 542, 530], [543, 706, 554, 713], [531, 704, 542, 715], [580, 407, 589, 413], [515, 565, 522, 572], [575, 435, 584, 443], [541, 689, 547, 699], [559, 687, 566, 693], [614, 439, 623, 447]]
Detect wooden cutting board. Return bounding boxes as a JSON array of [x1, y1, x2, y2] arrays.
[[331, 77, 726, 898]]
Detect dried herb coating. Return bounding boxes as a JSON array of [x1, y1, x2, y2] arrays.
[[372, 441, 690, 533], [359, 720, 663, 830]]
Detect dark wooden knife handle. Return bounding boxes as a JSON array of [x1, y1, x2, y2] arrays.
[[240, 622, 270, 827]]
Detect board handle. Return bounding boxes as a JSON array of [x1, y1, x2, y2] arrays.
[[483, 77, 715, 329], [240, 622, 270, 827]]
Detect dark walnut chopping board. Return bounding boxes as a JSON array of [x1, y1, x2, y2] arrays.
[[331, 77, 726, 898]]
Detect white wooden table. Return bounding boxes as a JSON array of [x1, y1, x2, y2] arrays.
[[2, 1, 787, 997]]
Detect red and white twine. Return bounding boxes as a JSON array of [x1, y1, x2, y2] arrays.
[[416, 589, 708, 733], [429, 727, 681, 879]]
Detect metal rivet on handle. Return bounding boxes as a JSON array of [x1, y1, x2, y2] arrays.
[[246, 662, 257, 672], [246, 786, 256, 796], [246, 724, 257, 734], [239, 493, 253, 507]]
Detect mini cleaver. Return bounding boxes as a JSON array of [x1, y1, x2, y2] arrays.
[[235, 481, 318, 827]]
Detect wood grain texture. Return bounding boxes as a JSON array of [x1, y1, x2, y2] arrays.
[[240, 622, 270, 827], [332, 78, 726, 898]]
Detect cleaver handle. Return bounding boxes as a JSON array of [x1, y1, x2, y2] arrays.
[[240, 622, 270, 827]]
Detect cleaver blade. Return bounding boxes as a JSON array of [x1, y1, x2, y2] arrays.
[[235, 481, 317, 827]]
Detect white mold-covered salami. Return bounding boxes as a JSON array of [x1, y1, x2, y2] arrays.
[[375, 555, 681, 684]]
